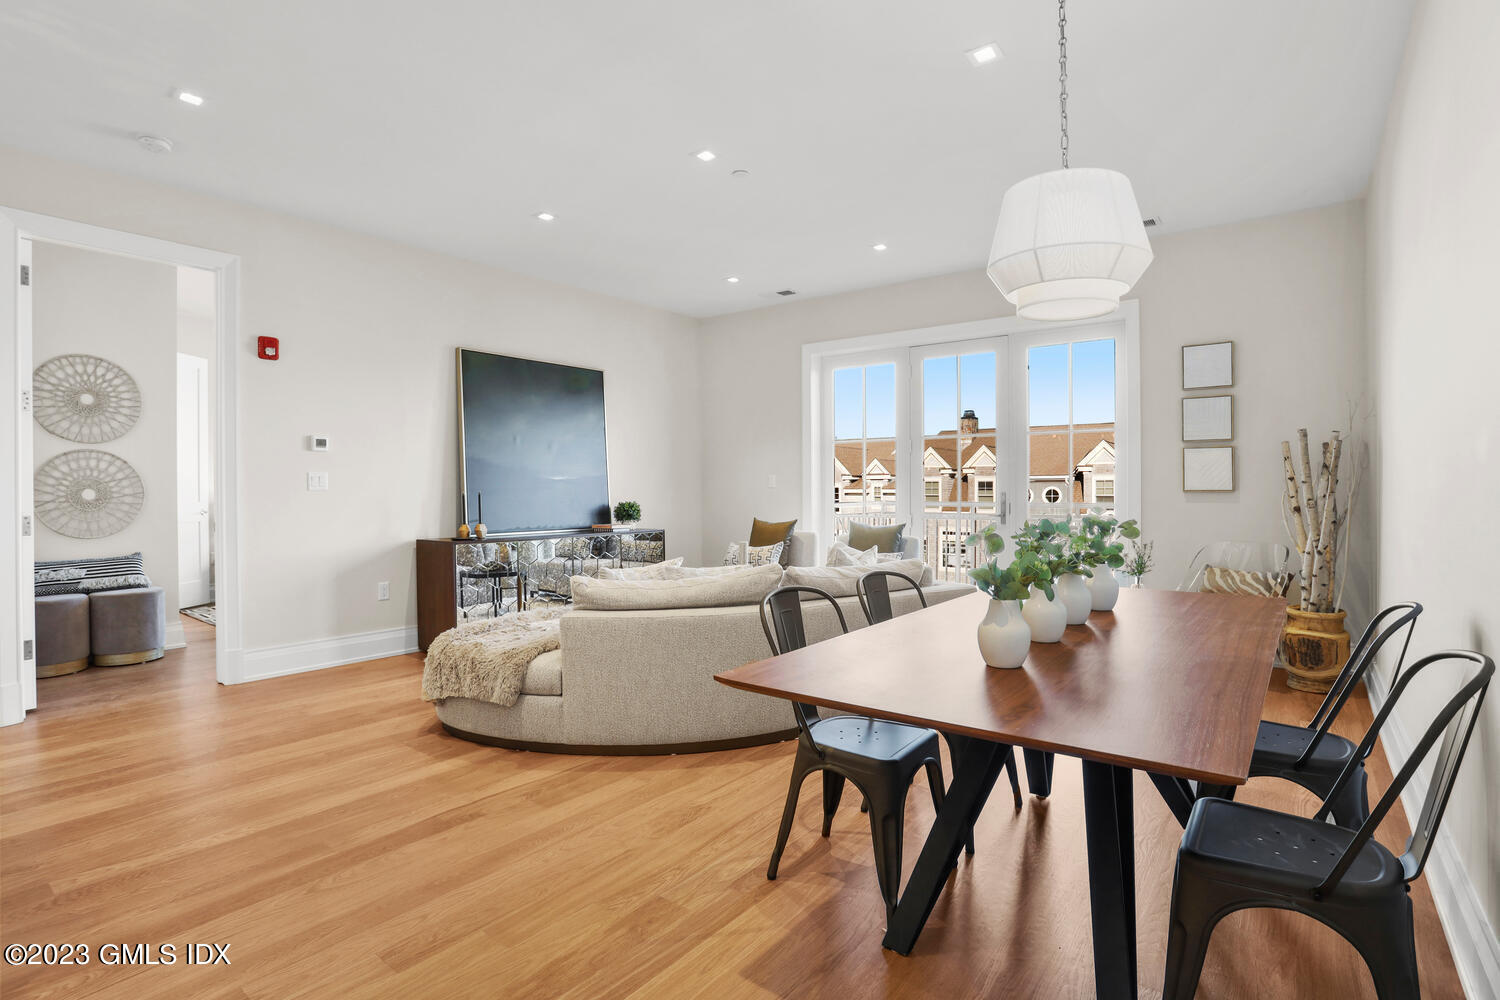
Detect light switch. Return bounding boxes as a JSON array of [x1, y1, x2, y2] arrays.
[[767, 474, 777, 488], [307, 472, 329, 491], [377, 581, 390, 601]]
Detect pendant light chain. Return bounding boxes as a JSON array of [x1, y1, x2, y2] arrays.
[[1058, 0, 1069, 168]]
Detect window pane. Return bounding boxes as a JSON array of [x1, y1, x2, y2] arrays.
[[864, 440, 897, 515], [833, 367, 863, 439], [1072, 339, 1116, 424], [1027, 344, 1068, 427], [865, 363, 896, 438], [923, 356, 958, 435], [923, 437, 960, 510], [959, 353, 997, 429]]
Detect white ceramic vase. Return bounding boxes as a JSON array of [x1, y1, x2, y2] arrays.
[[1022, 585, 1068, 642], [1056, 573, 1092, 625], [977, 599, 1031, 669], [1089, 566, 1121, 611]]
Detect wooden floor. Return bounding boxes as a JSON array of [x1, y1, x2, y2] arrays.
[[0, 616, 1463, 999]]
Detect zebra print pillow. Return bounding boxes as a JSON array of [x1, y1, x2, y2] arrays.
[[1201, 565, 1287, 597]]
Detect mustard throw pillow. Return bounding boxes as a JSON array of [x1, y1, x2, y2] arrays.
[[749, 517, 798, 566]]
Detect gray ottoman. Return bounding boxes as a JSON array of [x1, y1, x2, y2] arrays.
[[89, 586, 166, 666], [35, 593, 91, 677]]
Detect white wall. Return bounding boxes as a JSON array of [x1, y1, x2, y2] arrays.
[[697, 201, 1369, 616], [1367, 0, 1500, 988], [1, 144, 704, 659], [31, 242, 183, 644]]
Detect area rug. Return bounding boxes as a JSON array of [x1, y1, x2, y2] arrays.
[[181, 604, 216, 626]]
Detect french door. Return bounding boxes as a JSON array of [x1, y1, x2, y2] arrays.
[[825, 338, 1010, 582], [908, 338, 1010, 577]]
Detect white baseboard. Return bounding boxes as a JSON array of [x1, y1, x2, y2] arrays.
[[235, 625, 418, 684], [164, 620, 186, 651], [1367, 676, 1500, 999]]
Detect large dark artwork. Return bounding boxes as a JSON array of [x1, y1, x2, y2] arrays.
[[458, 349, 609, 532]]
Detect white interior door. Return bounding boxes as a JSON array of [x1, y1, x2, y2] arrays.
[[176, 353, 211, 608], [908, 337, 1010, 581]]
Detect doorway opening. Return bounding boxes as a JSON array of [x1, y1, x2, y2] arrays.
[[2, 206, 243, 726]]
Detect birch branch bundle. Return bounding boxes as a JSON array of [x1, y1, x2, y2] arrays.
[[1281, 428, 1347, 613]]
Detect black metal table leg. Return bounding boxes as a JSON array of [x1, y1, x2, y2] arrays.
[[1022, 748, 1055, 797], [1146, 772, 1197, 828], [1082, 760, 1137, 1000], [881, 737, 1006, 955]]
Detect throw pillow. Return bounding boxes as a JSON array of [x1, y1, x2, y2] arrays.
[[35, 567, 86, 584], [826, 541, 879, 567], [748, 518, 798, 567], [77, 574, 152, 593], [597, 557, 685, 581], [1201, 566, 1287, 597], [723, 541, 785, 567], [847, 521, 905, 554]]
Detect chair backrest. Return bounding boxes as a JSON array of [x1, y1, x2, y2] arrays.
[[759, 586, 851, 749], [856, 570, 927, 626], [1313, 649, 1494, 896], [1298, 602, 1422, 766], [1178, 541, 1292, 593]]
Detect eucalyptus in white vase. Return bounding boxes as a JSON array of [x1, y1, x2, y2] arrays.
[[1072, 514, 1141, 612], [966, 524, 1055, 667]]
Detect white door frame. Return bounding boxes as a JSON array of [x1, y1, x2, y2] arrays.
[[1, 207, 245, 724]]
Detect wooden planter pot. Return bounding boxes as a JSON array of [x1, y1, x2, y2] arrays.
[[1282, 608, 1349, 693]]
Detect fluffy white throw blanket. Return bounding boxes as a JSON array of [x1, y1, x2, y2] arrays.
[[422, 605, 568, 707]]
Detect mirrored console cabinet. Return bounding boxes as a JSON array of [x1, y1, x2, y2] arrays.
[[415, 528, 666, 650]]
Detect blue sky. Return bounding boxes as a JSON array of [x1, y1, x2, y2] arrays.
[[833, 339, 1115, 440]]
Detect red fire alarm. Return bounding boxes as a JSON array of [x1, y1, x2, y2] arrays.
[[257, 336, 280, 361]]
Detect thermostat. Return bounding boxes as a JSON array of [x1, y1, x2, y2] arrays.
[[308, 435, 329, 451]]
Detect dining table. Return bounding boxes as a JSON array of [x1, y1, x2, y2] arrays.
[[714, 586, 1287, 1000]]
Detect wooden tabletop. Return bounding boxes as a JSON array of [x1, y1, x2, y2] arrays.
[[715, 587, 1286, 785]]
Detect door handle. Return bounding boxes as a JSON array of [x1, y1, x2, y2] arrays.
[[1000, 491, 1008, 525]]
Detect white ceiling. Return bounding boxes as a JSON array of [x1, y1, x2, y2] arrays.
[[0, 1, 1413, 318]]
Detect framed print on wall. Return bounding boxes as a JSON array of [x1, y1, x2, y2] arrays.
[[1183, 446, 1234, 492], [1182, 395, 1233, 441], [1182, 341, 1233, 389]]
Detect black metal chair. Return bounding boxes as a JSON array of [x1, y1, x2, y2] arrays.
[[1196, 602, 1422, 827], [1163, 649, 1494, 1000], [760, 585, 951, 918], [857, 569, 1023, 823]]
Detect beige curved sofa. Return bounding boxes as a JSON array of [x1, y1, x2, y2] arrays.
[[434, 581, 971, 754]]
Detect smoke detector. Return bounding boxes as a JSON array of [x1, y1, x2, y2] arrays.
[[136, 134, 174, 154]]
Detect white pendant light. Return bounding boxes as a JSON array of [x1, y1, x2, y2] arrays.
[[988, 0, 1152, 321]]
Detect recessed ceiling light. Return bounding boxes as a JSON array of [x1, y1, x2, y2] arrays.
[[966, 43, 1002, 66], [695, 150, 717, 162], [725, 276, 740, 283], [175, 90, 205, 106], [535, 212, 555, 222], [872, 243, 888, 252]]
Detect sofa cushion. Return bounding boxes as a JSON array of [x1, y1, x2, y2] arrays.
[[570, 563, 783, 611], [783, 558, 932, 598], [522, 649, 564, 696]]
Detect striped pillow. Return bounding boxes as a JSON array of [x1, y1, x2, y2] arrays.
[[1201, 565, 1286, 597], [34, 553, 149, 596]]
